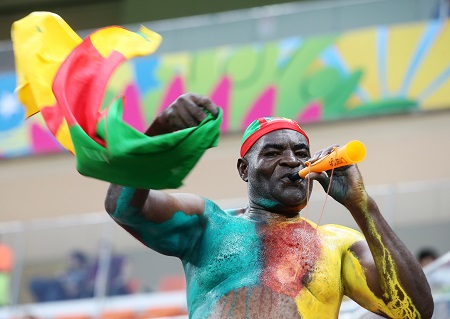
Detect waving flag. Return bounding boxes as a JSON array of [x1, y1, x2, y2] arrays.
[[12, 12, 222, 189]]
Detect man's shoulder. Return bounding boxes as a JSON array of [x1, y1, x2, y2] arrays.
[[318, 223, 365, 246], [202, 198, 240, 217]]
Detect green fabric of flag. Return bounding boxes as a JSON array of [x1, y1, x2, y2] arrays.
[[70, 98, 222, 189]]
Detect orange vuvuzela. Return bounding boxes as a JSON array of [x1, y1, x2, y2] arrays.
[[289, 140, 366, 181]]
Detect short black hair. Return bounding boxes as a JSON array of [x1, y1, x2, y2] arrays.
[[417, 248, 439, 261]]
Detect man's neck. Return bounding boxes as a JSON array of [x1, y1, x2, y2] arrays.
[[244, 204, 302, 222]]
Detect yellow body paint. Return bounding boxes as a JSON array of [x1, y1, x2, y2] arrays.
[[295, 223, 360, 318], [294, 221, 420, 318], [363, 214, 421, 318]]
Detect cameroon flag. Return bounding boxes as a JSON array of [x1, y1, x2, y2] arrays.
[[12, 12, 222, 189]]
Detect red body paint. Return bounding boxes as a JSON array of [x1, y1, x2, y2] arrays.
[[260, 220, 321, 298]]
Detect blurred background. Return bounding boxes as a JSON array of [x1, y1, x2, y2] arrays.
[[1, 0, 450, 318]]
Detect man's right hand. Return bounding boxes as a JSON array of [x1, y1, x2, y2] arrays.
[[306, 144, 367, 208], [145, 93, 219, 136]]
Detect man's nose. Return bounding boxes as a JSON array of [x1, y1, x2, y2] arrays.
[[280, 152, 303, 167]]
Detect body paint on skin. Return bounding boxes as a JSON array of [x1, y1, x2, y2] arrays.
[[114, 193, 413, 319], [184, 200, 261, 318], [220, 299, 227, 319], [259, 218, 321, 298], [363, 212, 421, 318], [229, 290, 238, 318], [113, 187, 138, 218], [341, 251, 391, 313], [257, 198, 279, 209], [245, 287, 252, 318], [258, 286, 265, 315], [294, 224, 367, 318]]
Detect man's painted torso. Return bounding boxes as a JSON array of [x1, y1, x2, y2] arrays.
[[181, 199, 364, 318]]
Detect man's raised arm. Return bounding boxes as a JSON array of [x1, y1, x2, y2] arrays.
[[104, 93, 219, 256], [310, 147, 434, 318]]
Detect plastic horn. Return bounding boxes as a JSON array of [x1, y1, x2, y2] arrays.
[[289, 140, 366, 181]]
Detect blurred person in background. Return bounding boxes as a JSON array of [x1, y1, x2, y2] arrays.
[[417, 248, 439, 268], [82, 242, 134, 297], [105, 93, 433, 318], [0, 239, 13, 306], [29, 250, 90, 302], [432, 0, 450, 20], [418, 247, 450, 293]]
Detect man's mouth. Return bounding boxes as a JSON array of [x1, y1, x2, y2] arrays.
[[288, 172, 301, 182], [282, 173, 302, 183]]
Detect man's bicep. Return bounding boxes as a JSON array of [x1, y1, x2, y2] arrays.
[[148, 192, 206, 222], [112, 190, 206, 258], [343, 241, 390, 317], [118, 208, 205, 258]]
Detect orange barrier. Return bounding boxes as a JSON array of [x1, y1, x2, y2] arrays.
[[54, 315, 92, 319], [136, 307, 187, 319], [157, 275, 186, 292], [0, 244, 13, 272], [99, 310, 137, 319]]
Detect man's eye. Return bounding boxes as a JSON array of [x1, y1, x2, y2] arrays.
[[265, 151, 279, 157], [296, 151, 309, 158]]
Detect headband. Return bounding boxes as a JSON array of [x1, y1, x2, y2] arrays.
[[240, 117, 309, 157]]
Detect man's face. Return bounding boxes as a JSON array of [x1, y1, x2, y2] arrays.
[[244, 129, 311, 213]]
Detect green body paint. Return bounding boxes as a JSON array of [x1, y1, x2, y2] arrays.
[[112, 197, 261, 318], [257, 198, 278, 209]]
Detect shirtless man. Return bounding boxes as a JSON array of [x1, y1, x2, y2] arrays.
[[105, 93, 433, 318]]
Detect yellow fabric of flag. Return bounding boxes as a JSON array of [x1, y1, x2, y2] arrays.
[[11, 12, 82, 118]]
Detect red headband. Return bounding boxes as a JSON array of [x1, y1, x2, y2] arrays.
[[240, 117, 309, 157]]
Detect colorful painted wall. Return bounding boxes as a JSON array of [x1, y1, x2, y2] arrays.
[[0, 19, 449, 158]]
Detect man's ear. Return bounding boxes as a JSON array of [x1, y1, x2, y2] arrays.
[[237, 157, 249, 182]]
